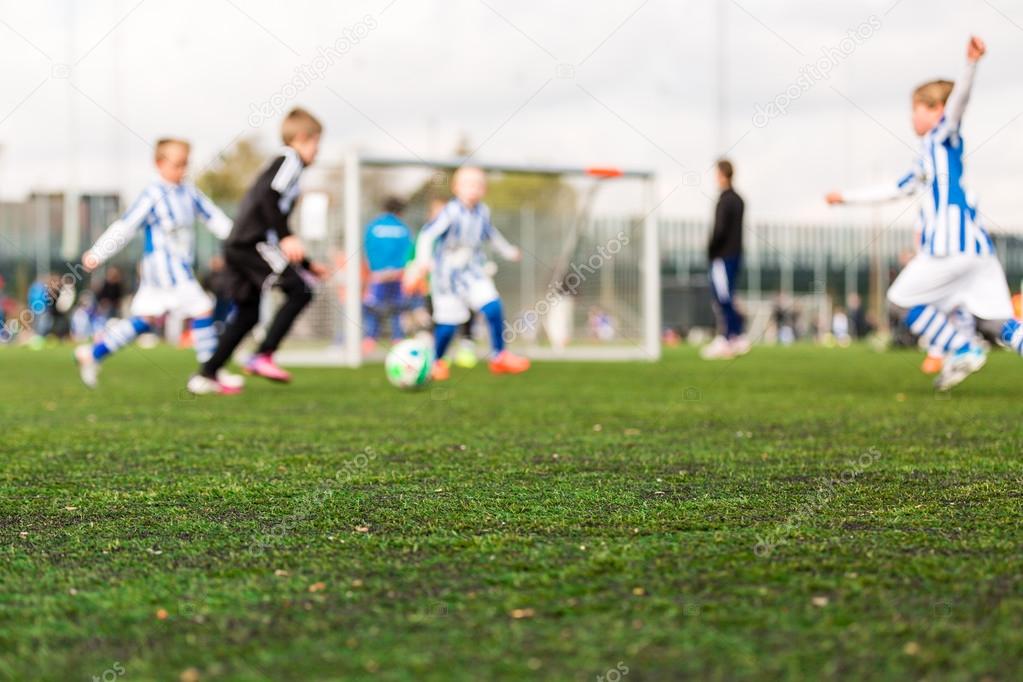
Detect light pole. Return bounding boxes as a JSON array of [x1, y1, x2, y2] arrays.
[[715, 0, 729, 155]]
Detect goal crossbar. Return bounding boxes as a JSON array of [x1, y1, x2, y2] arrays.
[[328, 152, 661, 367], [356, 155, 656, 180]]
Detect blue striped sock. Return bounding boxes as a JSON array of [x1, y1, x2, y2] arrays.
[[1001, 319, 1023, 355], [905, 305, 972, 354], [192, 315, 218, 364], [93, 317, 150, 361]]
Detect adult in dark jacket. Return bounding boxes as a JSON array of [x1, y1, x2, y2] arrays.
[[702, 159, 749, 359]]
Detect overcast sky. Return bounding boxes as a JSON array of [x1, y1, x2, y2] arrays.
[[1, 0, 1021, 229]]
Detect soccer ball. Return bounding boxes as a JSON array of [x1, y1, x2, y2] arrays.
[[385, 339, 434, 389]]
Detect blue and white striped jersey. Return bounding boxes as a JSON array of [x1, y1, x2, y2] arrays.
[[413, 198, 517, 294], [90, 180, 232, 288], [842, 61, 993, 257]]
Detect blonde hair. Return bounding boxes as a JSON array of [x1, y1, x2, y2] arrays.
[[154, 138, 190, 162], [281, 108, 323, 144], [913, 79, 954, 108]]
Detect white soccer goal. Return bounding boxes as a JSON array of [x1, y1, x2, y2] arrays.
[[278, 153, 660, 367]]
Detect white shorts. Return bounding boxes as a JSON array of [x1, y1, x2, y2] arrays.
[[129, 280, 214, 319], [432, 273, 499, 325], [887, 254, 1013, 320]]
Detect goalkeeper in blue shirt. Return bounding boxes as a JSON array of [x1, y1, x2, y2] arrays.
[[362, 197, 414, 353]]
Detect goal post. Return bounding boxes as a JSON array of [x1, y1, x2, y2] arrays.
[[282, 152, 661, 367]]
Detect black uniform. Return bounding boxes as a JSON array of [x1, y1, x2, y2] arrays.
[[200, 148, 314, 378], [707, 187, 745, 338], [708, 188, 744, 261]]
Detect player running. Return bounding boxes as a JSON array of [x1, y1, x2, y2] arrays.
[[75, 139, 243, 392], [826, 36, 1021, 390], [192, 108, 328, 393], [402, 166, 530, 381]]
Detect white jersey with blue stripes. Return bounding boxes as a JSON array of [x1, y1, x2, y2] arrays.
[[91, 180, 232, 288], [413, 198, 517, 295], [841, 61, 993, 257]]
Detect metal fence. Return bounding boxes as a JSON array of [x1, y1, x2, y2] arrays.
[[4, 194, 1023, 337], [660, 219, 1023, 298]]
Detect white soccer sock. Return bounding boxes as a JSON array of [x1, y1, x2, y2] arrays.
[[93, 317, 150, 361]]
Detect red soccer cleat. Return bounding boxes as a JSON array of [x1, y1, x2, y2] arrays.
[[488, 350, 530, 375], [921, 354, 943, 375], [431, 359, 451, 382]]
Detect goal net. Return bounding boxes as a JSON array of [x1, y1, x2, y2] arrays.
[[277, 153, 660, 367]]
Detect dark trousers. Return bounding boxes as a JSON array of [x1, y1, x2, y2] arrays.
[[201, 265, 312, 377], [709, 255, 743, 338], [363, 281, 406, 341]]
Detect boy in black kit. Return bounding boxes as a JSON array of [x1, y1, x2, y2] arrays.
[[189, 108, 327, 394]]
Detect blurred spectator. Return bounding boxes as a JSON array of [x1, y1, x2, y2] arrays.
[[95, 266, 124, 321], [70, 290, 96, 342], [588, 306, 616, 341], [52, 274, 75, 340], [0, 276, 9, 343], [846, 293, 873, 339], [27, 275, 54, 340], [832, 307, 851, 346], [773, 295, 796, 346]]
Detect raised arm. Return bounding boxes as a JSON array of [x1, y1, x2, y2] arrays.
[[191, 186, 233, 240], [935, 36, 985, 141], [84, 191, 155, 270]]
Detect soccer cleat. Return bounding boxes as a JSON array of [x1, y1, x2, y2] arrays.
[[187, 374, 242, 396], [361, 337, 378, 356], [216, 369, 246, 390], [934, 344, 987, 392], [489, 350, 530, 375], [431, 359, 451, 381], [453, 340, 479, 368], [74, 345, 99, 389], [244, 354, 292, 383], [921, 354, 943, 375], [700, 336, 734, 360], [729, 335, 751, 356]]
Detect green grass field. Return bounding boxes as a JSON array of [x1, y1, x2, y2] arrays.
[[2, 344, 1022, 681]]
